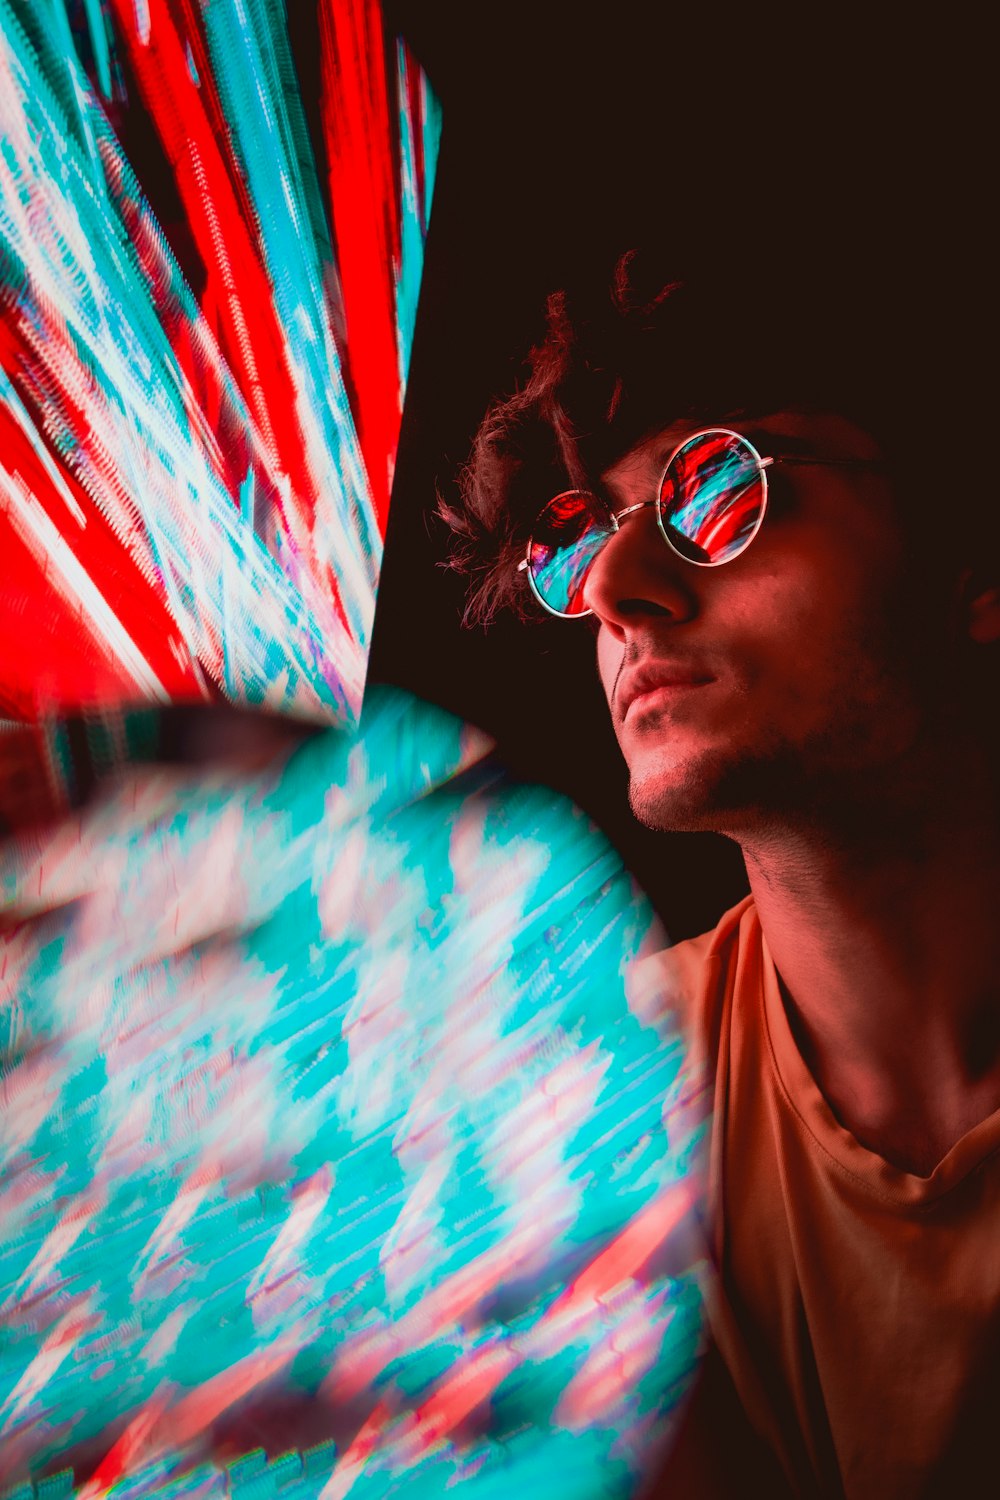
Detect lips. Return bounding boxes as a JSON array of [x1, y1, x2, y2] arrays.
[[618, 662, 715, 721]]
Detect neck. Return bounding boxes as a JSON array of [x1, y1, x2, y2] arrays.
[[737, 738, 1000, 1176]]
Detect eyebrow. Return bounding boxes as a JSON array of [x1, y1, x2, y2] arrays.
[[740, 427, 827, 457], [640, 427, 822, 477], [601, 425, 867, 507]]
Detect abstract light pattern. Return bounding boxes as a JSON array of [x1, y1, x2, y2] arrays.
[[0, 688, 708, 1496], [0, 0, 440, 723]]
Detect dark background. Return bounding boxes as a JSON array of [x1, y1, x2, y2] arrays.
[[370, 4, 984, 939]]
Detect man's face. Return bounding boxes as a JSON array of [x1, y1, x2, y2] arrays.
[[588, 411, 955, 838]]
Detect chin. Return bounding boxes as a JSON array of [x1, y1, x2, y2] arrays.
[[624, 744, 786, 837], [627, 766, 724, 835]]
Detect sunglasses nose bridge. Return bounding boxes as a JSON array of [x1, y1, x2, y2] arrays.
[[584, 497, 665, 589], [610, 498, 660, 527], [581, 495, 693, 622], [525, 432, 768, 616]]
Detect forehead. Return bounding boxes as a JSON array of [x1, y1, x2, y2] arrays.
[[599, 410, 885, 504]]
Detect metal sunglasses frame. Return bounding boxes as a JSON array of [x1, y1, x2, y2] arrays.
[[517, 425, 884, 620]]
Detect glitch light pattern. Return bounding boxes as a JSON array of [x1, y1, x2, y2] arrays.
[[0, 0, 440, 723], [0, 689, 707, 1497]]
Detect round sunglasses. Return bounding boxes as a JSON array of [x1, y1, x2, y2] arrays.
[[517, 426, 881, 619]]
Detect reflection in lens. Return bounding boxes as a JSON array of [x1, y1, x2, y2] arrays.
[[528, 491, 612, 615], [659, 431, 766, 565]]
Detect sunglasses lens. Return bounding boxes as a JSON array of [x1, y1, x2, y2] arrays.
[[527, 491, 612, 616], [659, 430, 766, 565]]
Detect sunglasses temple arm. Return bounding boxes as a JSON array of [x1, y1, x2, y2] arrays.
[[771, 456, 887, 470]]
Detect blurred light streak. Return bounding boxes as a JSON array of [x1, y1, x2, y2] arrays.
[[0, 688, 708, 1495], [0, 0, 440, 723]]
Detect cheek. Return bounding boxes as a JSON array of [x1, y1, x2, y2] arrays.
[[736, 559, 915, 718], [742, 519, 901, 637]]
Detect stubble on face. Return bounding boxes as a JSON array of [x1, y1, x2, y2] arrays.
[[594, 414, 957, 846], [617, 577, 956, 847]]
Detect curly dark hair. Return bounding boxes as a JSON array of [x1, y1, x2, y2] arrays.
[[440, 244, 981, 628]]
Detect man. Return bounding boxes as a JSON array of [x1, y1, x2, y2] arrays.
[[442, 249, 1000, 1497]]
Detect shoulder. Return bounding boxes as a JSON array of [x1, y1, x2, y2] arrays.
[[628, 896, 759, 1058]]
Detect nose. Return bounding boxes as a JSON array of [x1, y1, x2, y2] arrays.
[[582, 500, 699, 636]]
